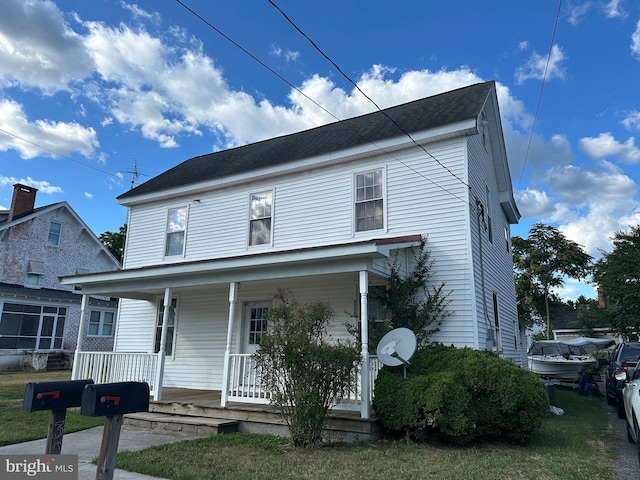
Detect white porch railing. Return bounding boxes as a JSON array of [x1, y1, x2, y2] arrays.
[[72, 352, 159, 398], [227, 354, 273, 403], [226, 353, 383, 409]]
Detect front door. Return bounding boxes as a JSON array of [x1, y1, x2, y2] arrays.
[[242, 302, 270, 354]]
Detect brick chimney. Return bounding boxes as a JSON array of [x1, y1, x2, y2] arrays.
[[8, 183, 38, 221], [597, 286, 606, 309]]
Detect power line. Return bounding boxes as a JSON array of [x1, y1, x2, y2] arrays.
[[174, 0, 472, 207], [517, 0, 563, 189], [0, 127, 147, 187], [267, 0, 471, 191]]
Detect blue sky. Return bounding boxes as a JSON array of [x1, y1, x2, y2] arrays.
[[1, 0, 640, 300]]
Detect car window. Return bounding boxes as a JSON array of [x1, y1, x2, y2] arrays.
[[620, 346, 640, 362]]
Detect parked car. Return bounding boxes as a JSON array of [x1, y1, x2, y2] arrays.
[[620, 361, 640, 448], [606, 342, 640, 419]]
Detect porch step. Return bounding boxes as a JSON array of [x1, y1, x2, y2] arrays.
[[124, 412, 239, 435]]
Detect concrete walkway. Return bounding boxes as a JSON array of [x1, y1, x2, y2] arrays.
[[0, 425, 208, 480]]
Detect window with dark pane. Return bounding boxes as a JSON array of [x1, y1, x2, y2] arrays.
[[355, 169, 384, 232]]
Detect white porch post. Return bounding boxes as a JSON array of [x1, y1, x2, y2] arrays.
[[359, 270, 371, 419], [221, 282, 238, 407], [154, 287, 172, 401], [71, 294, 90, 380]]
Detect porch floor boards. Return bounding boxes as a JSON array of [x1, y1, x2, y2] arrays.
[[134, 387, 382, 443]]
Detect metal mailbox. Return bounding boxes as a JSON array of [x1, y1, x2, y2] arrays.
[[80, 381, 150, 417], [23, 379, 94, 412]]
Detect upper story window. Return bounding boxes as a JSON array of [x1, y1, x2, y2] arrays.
[[249, 191, 273, 246], [165, 207, 187, 257], [47, 221, 61, 246], [88, 310, 115, 337], [355, 169, 384, 232]]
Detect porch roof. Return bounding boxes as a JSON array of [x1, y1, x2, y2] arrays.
[[60, 235, 421, 300]]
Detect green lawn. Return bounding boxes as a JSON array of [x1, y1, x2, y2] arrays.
[[0, 372, 620, 479], [0, 370, 104, 446], [117, 388, 619, 480]]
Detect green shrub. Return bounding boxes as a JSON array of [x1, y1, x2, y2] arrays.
[[374, 344, 548, 445], [254, 290, 361, 448]]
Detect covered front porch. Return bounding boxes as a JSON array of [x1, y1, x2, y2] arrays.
[[63, 237, 421, 421]]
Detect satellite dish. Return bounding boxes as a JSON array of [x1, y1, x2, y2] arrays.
[[376, 328, 417, 372]]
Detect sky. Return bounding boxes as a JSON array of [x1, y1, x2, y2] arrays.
[[1, 0, 639, 300]]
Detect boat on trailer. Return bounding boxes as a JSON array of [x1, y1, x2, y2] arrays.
[[527, 337, 615, 383]]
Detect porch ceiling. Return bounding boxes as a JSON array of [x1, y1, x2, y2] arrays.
[[61, 236, 420, 300]]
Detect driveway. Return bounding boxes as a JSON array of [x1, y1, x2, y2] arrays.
[[604, 399, 640, 480]]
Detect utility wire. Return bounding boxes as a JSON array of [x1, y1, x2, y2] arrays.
[[517, 0, 563, 188], [268, 0, 471, 191], [0, 127, 125, 181], [174, 0, 471, 207]]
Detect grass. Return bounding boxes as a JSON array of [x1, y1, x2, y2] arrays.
[[0, 373, 620, 479], [115, 388, 619, 480], [0, 370, 104, 446]]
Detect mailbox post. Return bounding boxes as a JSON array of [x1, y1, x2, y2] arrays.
[[23, 379, 94, 454], [81, 382, 150, 480]]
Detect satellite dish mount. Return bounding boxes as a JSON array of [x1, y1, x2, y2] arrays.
[[376, 328, 417, 379]]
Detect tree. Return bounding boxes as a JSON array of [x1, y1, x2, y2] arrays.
[[99, 224, 127, 262], [593, 225, 640, 338], [373, 237, 451, 350], [512, 223, 592, 339], [253, 290, 361, 447]]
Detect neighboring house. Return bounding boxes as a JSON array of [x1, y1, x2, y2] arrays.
[[62, 81, 523, 420], [0, 184, 120, 371], [552, 288, 620, 342]]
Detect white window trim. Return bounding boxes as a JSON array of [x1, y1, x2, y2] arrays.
[[352, 165, 387, 236], [247, 188, 275, 249], [163, 205, 189, 258], [87, 310, 115, 337], [47, 221, 62, 247]]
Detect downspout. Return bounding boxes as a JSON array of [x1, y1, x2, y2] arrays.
[[475, 199, 495, 351]]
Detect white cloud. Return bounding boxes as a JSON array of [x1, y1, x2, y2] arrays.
[[566, 1, 592, 26], [514, 188, 556, 218], [0, 0, 93, 92], [622, 111, 640, 131], [579, 132, 640, 163], [270, 45, 300, 62], [84, 192, 94, 199], [515, 44, 566, 84], [0, 175, 63, 194], [632, 20, 640, 60], [120, 2, 161, 23], [603, 0, 627, 19], [0, 99, 99, 159]]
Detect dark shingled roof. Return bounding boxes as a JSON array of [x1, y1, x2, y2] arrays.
[[119, 81, 494, 200], [0, 282, 117, 307]]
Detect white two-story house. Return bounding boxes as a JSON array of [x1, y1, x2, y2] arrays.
[[62, 81, 522, 423]]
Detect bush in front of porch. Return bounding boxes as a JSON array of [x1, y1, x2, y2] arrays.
[[254, 290, 360, 448], [374, 344, 549, 445]]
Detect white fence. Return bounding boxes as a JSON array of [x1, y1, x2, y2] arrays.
[[72, 352, 158, 397]]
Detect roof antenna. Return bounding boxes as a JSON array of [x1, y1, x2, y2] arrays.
[[129, 158, 140, 189]]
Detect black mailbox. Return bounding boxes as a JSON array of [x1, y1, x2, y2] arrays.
[[81, 382, 150, 417], [23, 379, 94, 412]]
